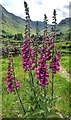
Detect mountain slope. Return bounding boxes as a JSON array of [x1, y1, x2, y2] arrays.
[[59, 18, 71, 25], [0, 4, 52, 35], [57, 18, 71, 33], [0, 4, 70, 35], [0, 4, 26, 34]]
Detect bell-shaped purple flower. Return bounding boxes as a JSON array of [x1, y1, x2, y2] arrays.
[[50, 55, 60, 75], [6, 58, 20, 93], [15, 81, 20, 89], [6, 60, 13, 93], [56, 50, 60, 56], [36, 50, 49, 87]]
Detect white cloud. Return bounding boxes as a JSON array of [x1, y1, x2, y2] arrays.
[[0, 0, 70, 23], [0, 0, 4, 4]]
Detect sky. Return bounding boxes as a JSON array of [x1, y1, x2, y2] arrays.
[[0, 0, 70, 24]]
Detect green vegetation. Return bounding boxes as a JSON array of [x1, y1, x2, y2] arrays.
[[2, 55, 71, 118], [0, 4, 70, 39], [1, 4, 71, 119], [1, 33, 71, 118], [55, 41, 71, 55], [60, 56, 71, 74]]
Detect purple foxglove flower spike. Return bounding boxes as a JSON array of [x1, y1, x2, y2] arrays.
[[6, 58, 13, 93], [21, 41, 35, 72], [6, 57, 20, 93], [36, 48, 49, 87], [50, 55, 60, 75]]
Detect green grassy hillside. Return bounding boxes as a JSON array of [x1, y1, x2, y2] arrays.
[[0, 5, 25, 35], [0, 4, 70, 36]]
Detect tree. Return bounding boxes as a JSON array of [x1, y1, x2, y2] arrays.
[[14, 33, 23, 40]]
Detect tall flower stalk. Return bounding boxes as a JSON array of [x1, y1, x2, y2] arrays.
[[22, 2, 35, 72], [51, 9, 57, 101], [50, 10, 60, 106], [36, 14, 49, 118], [36, 14, 49, 88], [6, 53, 20, 93], [43, 14, 48, 118], [6, 52, 25, 114], [35, 21, 39, 69], [5, 1, 62, 117], [22, 2, 32, 72], [22, 1, 36, 97]]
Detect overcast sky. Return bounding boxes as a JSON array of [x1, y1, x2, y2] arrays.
[[0, 0, 70, 24]]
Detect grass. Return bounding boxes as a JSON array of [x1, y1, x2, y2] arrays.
[[2, 55, 71, 118], [55, 41, 71, 55], [60, 55, 71, 74], [2, 56, 26, 117], [55, 41, 71, 73]]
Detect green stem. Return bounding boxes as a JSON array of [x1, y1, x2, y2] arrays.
[[51, 12, 56, 107], [35, 46, 39, 85], [52, 74, 54, 100], [15, 87, 25, 113], [11, 57, 25, 114], [51, 45, 54, 108], [44, 86, 47, 118], [29, 69, 36, 96], [29, 68, 40, 109]]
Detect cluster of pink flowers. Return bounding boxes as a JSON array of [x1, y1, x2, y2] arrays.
[[44, 33, 54, 61], [50, 55, 60, 75], [6, 58, 20, 93], [36, 45, 49, 88], [21, 1, 36, 72], [21, 37, 35, 72], [39, 32, 60, 76], [36, 59, 49, 88], [6, 59, 13, 93]]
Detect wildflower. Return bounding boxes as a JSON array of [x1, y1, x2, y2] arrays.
[[50, 44, 54, 49], [21, 38, 35, 72], [6, 57, 20, 93], [50, 55, 60, 75], [15, 81, 20, 89], [6, 58, 13, 93], [21, 2, 35, 72], [56, 50, 60, 56], [36, 50, 49, 88]]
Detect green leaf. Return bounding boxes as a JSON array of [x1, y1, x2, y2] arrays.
[[32, 109, 45, 116], [47, 112, 61, 118], [56, 112, 64, 118], [23, 110, 45, 118]]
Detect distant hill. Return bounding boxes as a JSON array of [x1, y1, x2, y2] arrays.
[[0, 4, 70, 36], [57, 18, 70, 33], [0, 4, 45, 35], [0, 4, 26, 35], [59, 18, 71, 25]]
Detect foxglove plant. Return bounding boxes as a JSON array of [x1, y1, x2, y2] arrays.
[[21, 42, 35, 72], [6, 57, 13, 93], [36, 14, 49, 88], [6, 52, 25, 113], [22, 2, 37, 101], [6, 2, 61, 117], [50, 55, 60, 75], [21, 1, 35, 72], [49, 10, 60, 103], [35, 21, 39, 68], [36, 50, 49, 88], [6, 53, 20, 93], [36, 14, 49, 118], [50, 10, 60, 76]]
